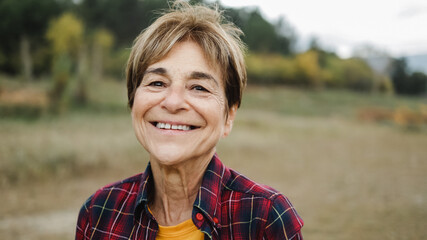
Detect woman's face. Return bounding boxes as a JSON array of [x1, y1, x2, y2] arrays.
[[131, 40, 236, 166]]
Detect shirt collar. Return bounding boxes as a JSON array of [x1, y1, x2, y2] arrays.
[[193, 154, 229, 228], [133, 162, 153, 219], [133, 154, 229, 228]]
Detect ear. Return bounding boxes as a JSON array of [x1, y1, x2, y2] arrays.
[[223, 105, 238, 138]]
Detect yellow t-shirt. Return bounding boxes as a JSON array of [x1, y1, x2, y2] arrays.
[[147, 207, 204, 240], [156, 219, 204, 240]]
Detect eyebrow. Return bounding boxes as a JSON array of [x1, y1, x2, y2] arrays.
[[190, 71, 219, 86], [144, 67, 167, 76], [144, 67, 219, 86]]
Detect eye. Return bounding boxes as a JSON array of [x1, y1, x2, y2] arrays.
[[192, 85, 208, 92], [148, 81, 165, 87]]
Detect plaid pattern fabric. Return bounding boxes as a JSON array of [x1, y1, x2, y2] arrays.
[[76, 154, 303, 239]]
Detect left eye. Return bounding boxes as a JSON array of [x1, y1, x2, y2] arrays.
[[192, 85, 208, 92]]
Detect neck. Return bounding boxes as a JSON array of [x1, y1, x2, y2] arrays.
[[149, 154, 212, 226]]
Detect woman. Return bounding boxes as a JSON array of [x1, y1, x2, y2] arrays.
[[76, 2, 303, 239]]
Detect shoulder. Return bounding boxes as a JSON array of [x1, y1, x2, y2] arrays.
[[78, 173, 143, 222], [222, 168, 304, 238], [87, 174, 142, 205], [76, 173, 144, 239], [264, 194, 304, 239], [224, 167, 282, 200]]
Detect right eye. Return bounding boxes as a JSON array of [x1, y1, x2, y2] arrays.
[[148, 81, 165, 87]]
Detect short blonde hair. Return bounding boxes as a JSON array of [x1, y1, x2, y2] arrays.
[[126, 1, 247, 109]]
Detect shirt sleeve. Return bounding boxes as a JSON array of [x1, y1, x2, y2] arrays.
[[75, 196, 93, 240], [263, 194, 304, 240]]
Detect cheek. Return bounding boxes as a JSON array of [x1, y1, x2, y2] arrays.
[[215, 92, 229, 121], [131, 98, 150, 129], [132, 90, 157, 115], [208, 103, 229, 130], [131, 109, 142, 138], [131, 108, 139, 125], [131, 102, 143, 121]]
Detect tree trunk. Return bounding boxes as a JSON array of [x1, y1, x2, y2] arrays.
[[20, 34, 33, 81], [50, 54, 71, 114], [91, 43, 103, 81], [75, 43, 89, 105]]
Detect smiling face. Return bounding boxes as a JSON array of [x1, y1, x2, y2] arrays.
[[131, 40, 236, 166]]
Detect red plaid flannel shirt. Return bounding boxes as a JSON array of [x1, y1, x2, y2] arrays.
[[76, 154, 303, 239]]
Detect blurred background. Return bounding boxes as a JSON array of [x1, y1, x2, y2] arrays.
[[0, 0, 426, 239]]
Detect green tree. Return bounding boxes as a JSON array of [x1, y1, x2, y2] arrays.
[[246, 53, 295, 85], [225, 7, 294, 55], [391, 58, 427, 95], [295, 50, 321, 87], [46, 12, 84, 113], [77, 0, 168, 46], [407, 72, 427, 95], [341, 58, 375, 91], [91, 28, 114, 81], [46, 13, 84, 57], [0, 0, 70, 79], [391, 58, 408, 94]]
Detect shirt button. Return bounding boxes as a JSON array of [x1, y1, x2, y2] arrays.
[[213, 217, 219, 224], [196, 213, 204, 221]]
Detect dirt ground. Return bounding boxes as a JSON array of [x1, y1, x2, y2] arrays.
[[1, 106, 426, 239]]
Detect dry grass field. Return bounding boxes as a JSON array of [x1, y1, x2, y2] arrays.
[[0, 80, 426, 239]]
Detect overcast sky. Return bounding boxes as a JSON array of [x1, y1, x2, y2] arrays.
[[219, 0, 427, 58]]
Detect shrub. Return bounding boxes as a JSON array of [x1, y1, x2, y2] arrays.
[[0, 88, 49, 118], [246, 53, 295, 85]]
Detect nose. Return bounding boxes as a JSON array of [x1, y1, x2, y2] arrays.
[[160, 84, 188, 113]]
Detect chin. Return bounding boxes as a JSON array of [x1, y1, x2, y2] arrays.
[[149, 146, 190, 166], [148, 145, 215, 167], [152, 155, 184, 166]]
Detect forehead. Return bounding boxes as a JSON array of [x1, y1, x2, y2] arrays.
[[147, 40, 224, 82]]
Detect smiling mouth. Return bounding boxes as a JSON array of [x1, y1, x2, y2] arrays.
[[151, 122, 199, 131]]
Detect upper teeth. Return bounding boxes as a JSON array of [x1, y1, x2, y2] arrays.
[[156, 122, 191, 131]]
